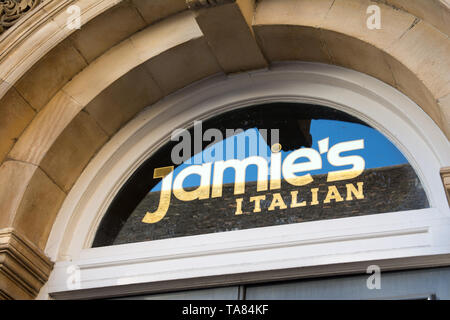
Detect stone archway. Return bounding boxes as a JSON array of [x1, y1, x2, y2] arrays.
[[0, 0, 449, 299]]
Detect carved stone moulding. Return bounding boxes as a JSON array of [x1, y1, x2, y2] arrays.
[[186, 0, 235, 10], [0, 0, 42, 34], [441, 167, 450, 205], [0, 228, 53, 299]]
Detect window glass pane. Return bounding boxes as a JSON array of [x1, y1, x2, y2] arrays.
[[92, 103, 429, 247], [245, 267, 450, 300], [116, 286, 240, 300]]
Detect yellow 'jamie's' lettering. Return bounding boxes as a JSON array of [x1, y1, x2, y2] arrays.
[[142, 166, 174, 224]]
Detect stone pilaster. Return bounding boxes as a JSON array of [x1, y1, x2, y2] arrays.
[[0, 228, 53, 299], [441, 167, 450, 206]]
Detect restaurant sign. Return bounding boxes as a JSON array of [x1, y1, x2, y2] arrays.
[[143, 138, 366, 224], [92, 104, 429, 247]]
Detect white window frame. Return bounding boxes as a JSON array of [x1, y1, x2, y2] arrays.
[[42, 62, 450, 299]]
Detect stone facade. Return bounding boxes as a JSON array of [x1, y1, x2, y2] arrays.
[[0, 0, 448, 299]]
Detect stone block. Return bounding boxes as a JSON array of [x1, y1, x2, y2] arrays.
[[254, 0, 334, 28], [0, 87, 35, 164], [322, 0, 416, 50], [385, 0, 450, 36], [132, 0, 187, 25], [144, 38, 222, 95], [194, 1, 267, 73], [8, 91, 83, 165], [63, 38, 140, 107], [14, 39, 87, 111], [254, 25, 330, 63], [40, 111, 108, 193], [85, 65, 162, 136], [70, 2, 146, 63], [388, 20, 450, 100], [13, 167, 66, 250], [0, 161, 37, 229], [321, 30, 396, 86]]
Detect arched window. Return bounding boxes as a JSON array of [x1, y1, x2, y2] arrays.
[[46, 64, 449, 299], [93, 102, 429, 247]]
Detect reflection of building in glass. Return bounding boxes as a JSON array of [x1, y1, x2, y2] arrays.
[[112, 164, 428, 245], [95, 103, 417, 246]]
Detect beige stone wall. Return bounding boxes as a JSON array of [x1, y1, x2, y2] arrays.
[[0, 0, 448, 299]]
